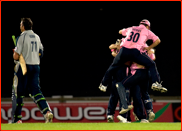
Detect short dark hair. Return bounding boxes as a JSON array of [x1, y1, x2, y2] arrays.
[[21, 18, 33, 30]]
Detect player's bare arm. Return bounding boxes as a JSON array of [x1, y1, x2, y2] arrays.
[[109, 44, 120, 50], [144, 39, 161, 51], [109, 44, 118, 57], [13, 52, 20, 60], [148, 49, 156, 61], [109, 44, 117, 49], [148, 49, 155, 55], [119, 29, 123, 34], [152, 55, 156, 61], [111, 51, 117, 57]]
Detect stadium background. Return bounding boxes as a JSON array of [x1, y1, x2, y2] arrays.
[[1, 1, 181, 123]]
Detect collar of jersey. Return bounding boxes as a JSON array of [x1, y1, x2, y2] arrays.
[[21, 30, 33, 35]]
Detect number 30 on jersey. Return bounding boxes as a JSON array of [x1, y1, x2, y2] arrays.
[[127, 31, 140, 43]]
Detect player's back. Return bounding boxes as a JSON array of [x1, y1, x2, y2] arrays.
[[122, 24, 156, 51], [21, 30, 43, 65]]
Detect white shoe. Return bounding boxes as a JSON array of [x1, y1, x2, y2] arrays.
[[151, 82, 167, 93], [140, 119, 149, 123], [107, 115, 114, 122], [16, 120, 22, 124], [132, 112, 139, 121], [44, 111, 53, 123], [99, 84, 107, 92], [117, 115, 131, 123], [148, 112, 155, 122], [119, 105, 133, 114]]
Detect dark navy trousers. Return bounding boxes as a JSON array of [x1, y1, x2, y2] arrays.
[[16, 65, 43, 96], [102, 47, 160, 86], [107, 65, 131, 120], [13, 64, 50, 122], [119, 69, 153, 119]]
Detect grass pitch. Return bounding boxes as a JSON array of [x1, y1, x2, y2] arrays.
[[1, 122, 181, 130]]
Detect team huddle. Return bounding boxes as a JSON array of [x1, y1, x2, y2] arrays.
[[99, 19, 167, 123], [12, 18, 167, 124]]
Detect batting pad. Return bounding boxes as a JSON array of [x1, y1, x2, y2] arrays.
[[116, 82, 128, 109]]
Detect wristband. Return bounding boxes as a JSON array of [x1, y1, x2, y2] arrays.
[[111, 49, 115, 52]]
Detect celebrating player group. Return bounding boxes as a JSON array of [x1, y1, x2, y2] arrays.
[[99, 19, 168, 123]]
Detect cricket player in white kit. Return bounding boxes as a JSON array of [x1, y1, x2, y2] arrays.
[[13, 18, 53, 123]]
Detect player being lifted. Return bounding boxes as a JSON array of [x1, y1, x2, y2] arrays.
[[99, 19, 167, 113]]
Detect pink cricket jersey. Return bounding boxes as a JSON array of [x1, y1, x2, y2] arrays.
[[130, 44, 155, 75], [121, 25, 159, 51]]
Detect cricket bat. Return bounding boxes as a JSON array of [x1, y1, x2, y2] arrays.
[[12, 35, 27, 75]]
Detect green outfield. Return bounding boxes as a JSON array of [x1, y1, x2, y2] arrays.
[[1, 122, 181, 130]]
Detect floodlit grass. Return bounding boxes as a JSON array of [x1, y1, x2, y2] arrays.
[[1, 122, 181, 130]]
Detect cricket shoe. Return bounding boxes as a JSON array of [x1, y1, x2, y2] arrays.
[[151, 82, 167, 93], [45, 111, 53, 123], [16, 120, 22, 124], [140, 119, 149, 123], [117, 115, 131, 123], [107, 115, 114, 123], [148, 111, 155, 122], [98, 83, 107, 92], [132, 112, 139, 121], [119, 105, 133, 114]]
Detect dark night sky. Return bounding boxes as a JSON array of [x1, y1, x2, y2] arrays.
[[1, 1, 181, 97]]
